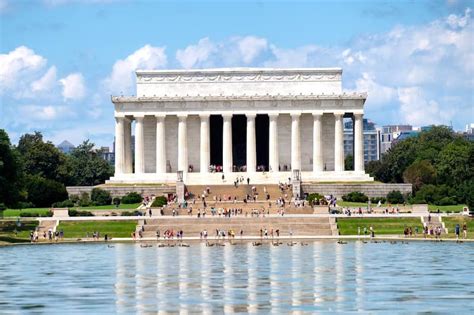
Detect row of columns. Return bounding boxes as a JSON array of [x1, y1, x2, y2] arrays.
[[114, 112, 365, 175]]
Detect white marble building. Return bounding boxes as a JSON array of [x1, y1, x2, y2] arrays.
[[107, 68, 373, 184]]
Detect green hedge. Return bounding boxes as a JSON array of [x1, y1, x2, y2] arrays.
[[151, 196, 167, 207], [342, 191, 368, 203]]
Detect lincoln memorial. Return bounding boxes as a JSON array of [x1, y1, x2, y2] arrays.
[[107, 68, 374, 185]]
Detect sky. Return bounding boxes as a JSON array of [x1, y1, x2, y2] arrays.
[[1, 0, 473, 147]]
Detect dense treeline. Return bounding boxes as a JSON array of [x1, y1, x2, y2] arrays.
[[366, 126, 474, 208], [0, 130, 113, 209]]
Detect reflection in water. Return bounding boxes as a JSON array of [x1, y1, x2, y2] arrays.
[[1, 241, 474, 313]]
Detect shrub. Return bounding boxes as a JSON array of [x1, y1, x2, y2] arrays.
[[436, 196, 457, 206], [151, 196, 167, 207], [68, 209, 94, 217], [91, 188, 112, 206], [52, 199, 74, 208], [19, 211, 53, 217], [15, 201, 35, 209], [78, 192, 91, 207], [121, 192, 142, 204], [0, 203, 6, 211], [386, 190, 405, 204], [342, 191, 368, 203], [306, 193, 323, 205], [370, 197, 386, 204], [69, 195, 80, 205], [121, 210, 141, 216], [113, 197, 121, 206]]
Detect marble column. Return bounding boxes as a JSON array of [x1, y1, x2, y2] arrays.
[[134, 116, 145, 174], [124, 117, 132, 173], [114, 117, 125, 175], [155, 114, 166, 173], [354, 113, 364, 172], [200, 114, 210, 173], [268, 113, 279, 172], [313, 112, 323, 172], [246, 113, 256, 173], [334, 112, 345, 172], [222, 114, 233, 173], [291, 113, 301, 171], [178, 114, 188, 172]]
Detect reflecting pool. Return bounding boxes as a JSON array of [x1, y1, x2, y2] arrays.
[[1, 241, 473, 313]]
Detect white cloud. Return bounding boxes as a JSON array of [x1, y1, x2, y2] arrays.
[[176, 36, 268, 68], [19, 104, 72, 121], [236, 36, 268, 64], [264, 44, 324, 67], [447, 7, 471, 28], [31, 66, 57, 92], [59, 73, 86, 101], [102, 44, 167, 94], [397, 87, 454, 126], [176, 37, 216, 69], [0, 46, 46, 93], [352, 72, 397, 108]]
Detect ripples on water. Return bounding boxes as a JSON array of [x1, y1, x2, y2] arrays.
[[0, 241, 473, 313]]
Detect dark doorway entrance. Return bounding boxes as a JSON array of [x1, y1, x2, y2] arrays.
[[232, 115, 247, 169], [256, 114, 269, 171], [210, 115, 223, 166]]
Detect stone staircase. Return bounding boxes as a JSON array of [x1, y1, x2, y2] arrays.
[[422, 215, 447, 234], [162, 201, 314, 215], [178, 184, 314, 215], [36, 219, 58, 239], [139, 216, 337, 237], [185, 184, 292, 202]]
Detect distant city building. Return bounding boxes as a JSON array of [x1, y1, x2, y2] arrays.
[[344, 118, 380, 163], [461, 123, 474, 141], [57, 140, 75, 154], [98, 146, 115, 165], [380, 125, 414, 154]]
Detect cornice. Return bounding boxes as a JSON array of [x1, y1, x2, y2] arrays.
[[136, 68, 343, 84]]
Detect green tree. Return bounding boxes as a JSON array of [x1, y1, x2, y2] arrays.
[[25, 175, 68, 207], [435, 140, 473, 187], [0, 129, 25, 207], [67, 140, 114, 186], [403, 160, 437, 191], [17, 131, 67, 182]]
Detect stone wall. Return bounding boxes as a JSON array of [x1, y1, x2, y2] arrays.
[[302, 183, 412, 198], [66, 185, 175, 198]]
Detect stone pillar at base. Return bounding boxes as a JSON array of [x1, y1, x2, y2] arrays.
[[176, 171, 185, 203], [292, 169, 302, 199]]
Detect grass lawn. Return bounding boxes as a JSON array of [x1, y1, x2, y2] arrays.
[[0, 220, 39, 243], [2, 208, 52, 217], [57, 220, 137, 238], [442, 217, 474, 238], [337, 217, 423, 235], [71, 203, 141, 210], [428, 204, 466, 213]]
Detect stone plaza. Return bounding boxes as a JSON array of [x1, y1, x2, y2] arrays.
[[107, 67, 374, 185]]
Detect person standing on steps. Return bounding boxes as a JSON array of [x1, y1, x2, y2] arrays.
[[247, 177, 250, 185]]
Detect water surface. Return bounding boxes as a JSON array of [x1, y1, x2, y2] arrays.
[[1, 241, 473, 313]]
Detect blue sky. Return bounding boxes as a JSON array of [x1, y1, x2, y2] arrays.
[[1, 0, 473, 147]]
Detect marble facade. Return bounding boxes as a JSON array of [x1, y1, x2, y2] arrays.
[[107, 68, 373, 184]]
